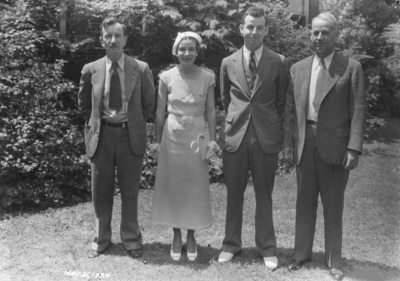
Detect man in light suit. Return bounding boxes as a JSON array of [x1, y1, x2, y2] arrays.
[[283, 13, 366, 280], [218, 7, 289, 269], [78, 18, 155, 259]]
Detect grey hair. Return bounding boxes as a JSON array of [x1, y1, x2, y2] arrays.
[[312, 12, 338, 30]]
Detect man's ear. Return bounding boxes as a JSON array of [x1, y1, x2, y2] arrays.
[[100, 37, 105, 47], [265, 26, 269, 37], [239, 24, 244, 36], [335, 30, 340, 41]]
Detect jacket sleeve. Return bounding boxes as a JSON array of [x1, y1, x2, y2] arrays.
[[348, 60, 367, 153], [78, 64, 92, 122], [275, 56, 289, 119], [140, 62, 155, 121], [220, 58, 231, 113], [283, 65, 296, 149]]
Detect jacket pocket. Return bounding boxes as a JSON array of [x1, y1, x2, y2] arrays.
[[335, 128, 350, 137]]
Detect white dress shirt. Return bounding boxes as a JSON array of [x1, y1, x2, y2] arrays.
[[243, 45, 263, 68], [308, 51, 334, 121], [103, 54, 127, 122]]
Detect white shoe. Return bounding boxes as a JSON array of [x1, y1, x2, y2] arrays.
[[187, 244, 197, 262], [170, 243, 182, 261], [218, 251, 234, 263], [263, 256, 278, 270]]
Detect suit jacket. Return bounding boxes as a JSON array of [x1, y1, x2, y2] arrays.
[[283, 52, 367, 165], [78, 55, 155, 158], [219, 46, 289, 153]]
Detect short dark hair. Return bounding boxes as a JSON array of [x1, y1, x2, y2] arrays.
[[242, 6, 268, 26], [100, 17, 127, 36]]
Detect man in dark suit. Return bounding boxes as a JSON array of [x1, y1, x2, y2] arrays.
[[78, 18, 155, 258], [283, 12, 366, 280], [218, 7, 289, 269]]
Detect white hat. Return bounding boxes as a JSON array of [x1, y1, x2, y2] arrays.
[[172, 31, 202, 56]]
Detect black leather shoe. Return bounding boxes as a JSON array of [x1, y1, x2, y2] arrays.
[[288, 259, 311, 271], [88, 249, 101, 258], [127, 249, 142, 258], [329, 268, 344, 280]]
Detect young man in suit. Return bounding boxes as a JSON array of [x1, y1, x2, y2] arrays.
[[218, 6, 289, 269], [283, 12, 366, 280], [78, 18, 155, 259]]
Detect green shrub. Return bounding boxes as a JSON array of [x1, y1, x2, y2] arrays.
[[0, 1, 90, 210]]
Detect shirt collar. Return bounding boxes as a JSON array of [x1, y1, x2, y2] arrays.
[[106, 53, 125, 70], [243, 45, 263, 62], [313, 51, 334, 70]]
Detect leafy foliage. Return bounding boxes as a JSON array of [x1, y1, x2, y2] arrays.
[[64, 0, 313, 85], [383, 23, 400, 88], [0, 1, 90, 210], [383, 23, 400, 45], [321, 0, 400, 119]]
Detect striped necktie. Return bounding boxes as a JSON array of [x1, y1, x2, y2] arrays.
[[249, 51, 256, 74]]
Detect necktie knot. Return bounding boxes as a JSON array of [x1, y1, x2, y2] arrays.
[[112, 62, 119, 72], [320, 59, 326, 70], [249, 51, 256, 75]]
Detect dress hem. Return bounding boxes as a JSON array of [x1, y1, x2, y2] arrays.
[[150, 221, 213, 231]]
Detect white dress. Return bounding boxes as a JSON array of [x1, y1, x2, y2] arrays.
[[150, 67, 215, 230]]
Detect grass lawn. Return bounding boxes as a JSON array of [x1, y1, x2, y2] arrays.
[[1, 118, 400, 281]]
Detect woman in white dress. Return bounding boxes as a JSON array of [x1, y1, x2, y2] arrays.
[[149, 32, 219, 262]]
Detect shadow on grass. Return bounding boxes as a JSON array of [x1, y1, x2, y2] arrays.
[[290, 252, 399, 280], [278, 248, 400, 281], [97, 243, 400, 279]]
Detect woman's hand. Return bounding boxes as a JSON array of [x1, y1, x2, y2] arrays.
[[149, 143, 160, 161], [206, 141, 220, 160]]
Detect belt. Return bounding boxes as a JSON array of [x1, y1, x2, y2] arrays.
[[170, 114, 205, 125], [306, 120, 317, 125], [102, 120, 128, 128]]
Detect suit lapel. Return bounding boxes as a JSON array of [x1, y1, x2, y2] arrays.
[[233, 49, 252, 98], [313, 52, 345, 110], [252, 46, 273, 96], [124, 56, 138, 104], [295, 56, 313, 122], [91, 57, 106, 113]]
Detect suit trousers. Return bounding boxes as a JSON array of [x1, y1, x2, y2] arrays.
[[90, 125, 143, 252], [294, 124, 349, 268], [222, 121, 278, 257]]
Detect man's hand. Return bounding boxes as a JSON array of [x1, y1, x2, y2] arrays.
[[342, 149, 359, 170], [283, 147, 293, 165]]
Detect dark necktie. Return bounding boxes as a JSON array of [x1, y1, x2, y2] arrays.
[[109, 62, 122, 112], [248, 51, 257, 90], [313, 58, 328, 113], [249, 51, 256, 74]]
